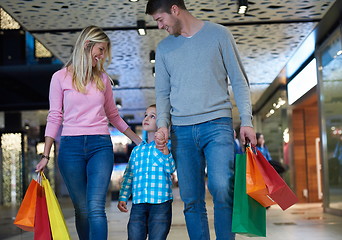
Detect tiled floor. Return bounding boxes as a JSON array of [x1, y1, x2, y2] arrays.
[[3, 188, 342, 240]]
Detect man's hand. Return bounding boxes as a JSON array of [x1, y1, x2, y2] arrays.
[[155, 127, 169, 152], [239, 126, 257, 146], [117, 201, 128, 212]]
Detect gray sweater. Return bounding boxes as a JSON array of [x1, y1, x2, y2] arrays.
[[155, 21, 252, 128]]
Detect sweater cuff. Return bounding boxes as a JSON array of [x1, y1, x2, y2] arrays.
[[115, 121, 129, 133], [157, 118, 170, 129], [45, 122, 61, 139], [240, 115, 253, 128]]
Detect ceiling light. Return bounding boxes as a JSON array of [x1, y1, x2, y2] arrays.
[[0, 8, 20, 29], [237, 0, 248, 15], [129, 0, 139, 2], [35, 39, 52, 58], [116, 98, 122, 109], [149, 50, 155, 63], [137, 20, 146, 36], [113, 79, 120, 88]]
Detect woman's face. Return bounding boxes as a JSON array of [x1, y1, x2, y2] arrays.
[[91, 42, 107, 67]]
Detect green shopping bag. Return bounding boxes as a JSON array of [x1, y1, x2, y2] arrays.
[[232, 152, 266, 237]]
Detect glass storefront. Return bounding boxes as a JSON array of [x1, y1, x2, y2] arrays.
[[317, 25, 342, 214], [255, 89, 291, 185]]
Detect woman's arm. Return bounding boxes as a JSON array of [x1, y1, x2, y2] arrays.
[[123, 127, 142, 146], [35, 136, 54, 172]]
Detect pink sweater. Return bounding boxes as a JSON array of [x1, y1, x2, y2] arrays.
[[45, 68, 128, 139]]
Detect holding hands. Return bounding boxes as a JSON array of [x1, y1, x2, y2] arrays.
[[155, 127, 169, 155]]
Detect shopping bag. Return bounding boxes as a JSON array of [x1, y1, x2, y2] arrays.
[[246, 147, 276, 207], [14, 178, 39, 231], [41, 172, 71, 240], [254, 149, 298, 210], [232, 152, 266, 237], [34, 182, 52, 240]]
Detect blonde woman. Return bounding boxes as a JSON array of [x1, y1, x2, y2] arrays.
[[35, 26, 142, 240]]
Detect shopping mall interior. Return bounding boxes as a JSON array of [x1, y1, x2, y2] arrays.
[[0, 0, 341, 239]]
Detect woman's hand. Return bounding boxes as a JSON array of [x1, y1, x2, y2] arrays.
[[35, 157, 49, 172]]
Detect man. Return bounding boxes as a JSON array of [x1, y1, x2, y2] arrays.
[[145, 0, 256, 239]]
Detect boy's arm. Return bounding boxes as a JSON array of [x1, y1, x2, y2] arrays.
[[153, 141, 176, 173], [118, 151, 135, 204]]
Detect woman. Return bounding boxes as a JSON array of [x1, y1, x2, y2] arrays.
[[256, 132, 272, 161], [256, 132, 286, 174], [35, 26, 141, 240]]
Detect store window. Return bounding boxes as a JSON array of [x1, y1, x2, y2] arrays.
[[256, 90, 290, 182], [317, 26, 342, 212]]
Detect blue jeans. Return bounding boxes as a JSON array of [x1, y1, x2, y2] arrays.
[[171, 118, 235, 240], [58, 135, 114, 240], [128, 200, 172, 240]]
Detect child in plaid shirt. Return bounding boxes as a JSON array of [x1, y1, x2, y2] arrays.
[[118, 104, 175, 240]]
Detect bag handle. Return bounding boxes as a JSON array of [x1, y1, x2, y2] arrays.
[[37, 171, 47, 185], [245, 144, 257, 154]]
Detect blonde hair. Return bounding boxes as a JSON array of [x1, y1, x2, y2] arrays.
[[65, 26, 112, 93]]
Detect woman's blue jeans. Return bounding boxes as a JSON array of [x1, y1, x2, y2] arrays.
[[171, 118, 235, 240], [128, 200, 172, 240], [58, 135, 114, 240]]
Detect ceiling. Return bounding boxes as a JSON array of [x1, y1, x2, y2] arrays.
[[0, 0, 336, 124]]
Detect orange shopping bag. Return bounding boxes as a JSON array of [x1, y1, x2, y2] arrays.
[[14, 178, 39, 231], [246, 147, 276, 207]]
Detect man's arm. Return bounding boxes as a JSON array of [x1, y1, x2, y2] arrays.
[[221, 27, 255, 145], [155, 45, 172, 151], [155, 45, 172, 130]]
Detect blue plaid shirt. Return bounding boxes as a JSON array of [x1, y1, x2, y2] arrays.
[[119, 140, 175, 204]]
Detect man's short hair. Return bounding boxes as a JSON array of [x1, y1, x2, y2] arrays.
[[145, 0, 187, 15]]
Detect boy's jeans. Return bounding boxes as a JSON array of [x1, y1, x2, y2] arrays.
[[58, 135, 114, 240], [128, 200, 172, 240], [171, 117, 235, 240]]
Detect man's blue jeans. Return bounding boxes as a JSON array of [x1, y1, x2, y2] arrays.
[[171, 118, 235, 240], [128, 200, 172, 240], [58, 135, 114, 240]]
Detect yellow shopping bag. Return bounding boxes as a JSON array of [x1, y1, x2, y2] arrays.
[[41, 172, 71, 240]]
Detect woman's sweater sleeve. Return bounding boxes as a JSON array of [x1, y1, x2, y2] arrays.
[[45, 72, 63, 139]]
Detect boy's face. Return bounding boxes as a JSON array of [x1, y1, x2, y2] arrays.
[[142, 107, 157, 132]]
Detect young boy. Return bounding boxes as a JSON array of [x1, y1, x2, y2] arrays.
[[117, 104, 175, 240]]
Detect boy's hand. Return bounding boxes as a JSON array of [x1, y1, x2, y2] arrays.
[[117, 201, 128, 212]]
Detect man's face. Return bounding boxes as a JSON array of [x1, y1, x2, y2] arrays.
[[152, 11, 182, 36]]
